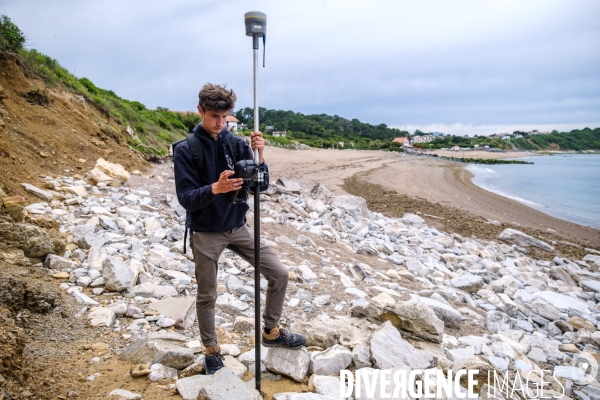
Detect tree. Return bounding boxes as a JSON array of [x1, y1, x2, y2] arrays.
[[0, 15, 26, 53]]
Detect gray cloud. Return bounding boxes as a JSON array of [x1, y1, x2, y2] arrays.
[[3, 0, 599, 135]]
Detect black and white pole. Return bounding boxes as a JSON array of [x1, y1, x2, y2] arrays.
[[244, 10, 266, 394]]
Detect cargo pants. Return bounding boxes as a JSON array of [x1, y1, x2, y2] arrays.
[[191, 224, 288, 348]]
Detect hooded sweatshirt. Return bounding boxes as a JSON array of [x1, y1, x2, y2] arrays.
[[173, 124, 269, 232]]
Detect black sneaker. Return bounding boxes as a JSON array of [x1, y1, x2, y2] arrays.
[[204, 345, 225, 375], [262, 327, 306, 349]]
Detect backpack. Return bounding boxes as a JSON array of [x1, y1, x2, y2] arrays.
[[172, 132, 240, 253]]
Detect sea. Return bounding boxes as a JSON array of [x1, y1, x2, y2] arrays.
[[466, 154, 600, 229]]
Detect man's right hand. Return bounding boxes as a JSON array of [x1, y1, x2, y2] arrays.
[[211, 170, 243, 194]]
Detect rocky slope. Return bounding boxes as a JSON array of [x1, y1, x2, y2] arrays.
[[2, 159, 600, 399], [0, 51, 148, 201]]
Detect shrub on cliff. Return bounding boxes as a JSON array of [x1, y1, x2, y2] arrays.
[[0, 15, 25, 53]]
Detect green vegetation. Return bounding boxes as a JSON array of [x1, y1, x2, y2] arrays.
[[0, 15, 25, 53], [1, 15, 200, 156], [235, 107, 409, 149]]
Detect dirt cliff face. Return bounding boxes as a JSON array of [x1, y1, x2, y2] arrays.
[[0, 51, 148, 201]]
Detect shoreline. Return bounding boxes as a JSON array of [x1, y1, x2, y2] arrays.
[[265, 147, 600, 250]]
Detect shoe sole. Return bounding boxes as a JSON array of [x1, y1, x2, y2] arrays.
[[261, 341, 305, 350]]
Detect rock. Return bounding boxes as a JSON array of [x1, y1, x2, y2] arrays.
[[292, 315, 376, 349], [370, 321, 433, 370], [156, 317, 176, 328], [408, 295, 462, 329], [379, 301, 445, 343], [176, 375, 213, 400], [87, 307, 115, 327], [329, 195, 369, 221], [309, 182, 331, 201], [263, 347, 311, 382], [277, 177, 303, 193], [233, 316, 255, 332], [447, 346, 476, 362], [147, 363, 178, 381], [0, 220, 54, 257], [197, 368, 262, 400], [44, 254, 79, 270], [530, 299, 562, 321], [568, 316, 596, 332], [452, 357, 496, 390], [309, 375, 342, 398], [498, 228, 554, 251], [21, 183, 54, 200], [102, 257, 138, 292], [147, 297, 196, 329], [485, 310, 513, 333], [581, 280, 600, 292], [72, 290, 99, 306], [402, 213, 425, 225], [216, 293, 251, 317], [62, 185, 86, 197], [223, 355, 247, 379], [108, 389, 142, 399], [532, 291, 590, 314], [309, 345, 352, 376], [451, 274, 485, 293], [351, 343, 371, 369], [434, 236, 454, 248], [119, 332, 194, 369], [94, 158, 129, 186]]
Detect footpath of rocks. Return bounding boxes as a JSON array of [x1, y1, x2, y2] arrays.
[[4, 158, 600, 400]]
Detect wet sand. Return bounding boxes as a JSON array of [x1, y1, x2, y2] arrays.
[[265, 147, 600, 249]]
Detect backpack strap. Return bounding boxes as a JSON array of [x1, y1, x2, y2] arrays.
[[227, 135, 239, 165], [187, 133, 207, 186]]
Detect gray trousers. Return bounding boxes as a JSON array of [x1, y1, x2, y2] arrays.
[[191, 224, 288, 348]]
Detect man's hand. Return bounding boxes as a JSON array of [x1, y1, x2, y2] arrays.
[[211, 170, 243, 194], [250, 131, 265, 164]]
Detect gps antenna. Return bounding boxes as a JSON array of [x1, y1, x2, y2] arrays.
[[244, 10, 266, 396]]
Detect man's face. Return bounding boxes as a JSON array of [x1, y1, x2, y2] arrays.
[[197, 106, 229, 135]]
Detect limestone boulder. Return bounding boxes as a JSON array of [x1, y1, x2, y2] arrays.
[[119, 332, 194, 369], [309, 345, 352, 376], [498, 228, 554, 251], [379, 301, 445, 343], [102, 257, 138, 292], [263, 347, 311, 382], [370, 321, 433, 370], [147, 297, 196, 329]]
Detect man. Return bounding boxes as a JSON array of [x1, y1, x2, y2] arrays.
[[174, 83, 305, 375]]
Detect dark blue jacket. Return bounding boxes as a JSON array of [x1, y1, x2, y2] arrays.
[[174, 124, 269, 232]]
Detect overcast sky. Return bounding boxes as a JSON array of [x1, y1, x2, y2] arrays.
[[3, 0, 599, 135]]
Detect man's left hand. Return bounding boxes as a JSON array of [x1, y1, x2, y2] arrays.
[[250, 131, 265, 164]]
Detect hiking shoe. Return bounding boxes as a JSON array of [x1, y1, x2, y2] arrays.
[[204, 345, 225, 375], [262, 327, 306, 349]]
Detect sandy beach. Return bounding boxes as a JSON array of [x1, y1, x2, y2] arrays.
[[265, 147, 600, 250]]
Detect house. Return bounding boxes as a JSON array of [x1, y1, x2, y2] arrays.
[[392, 137, 410, 147], [225, 115, 239, 131], [502, 135, 511, 140], [451, 145, 460, 151], [411, 135, 434, 144], [273, 131, 287, 137]]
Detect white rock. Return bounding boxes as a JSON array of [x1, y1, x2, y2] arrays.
[[310, 345, 352, 376], [87, 307, 115, 327], [147, 363, 178, 381], [263, 347, 311, 382], [370, 321, 433, 370]]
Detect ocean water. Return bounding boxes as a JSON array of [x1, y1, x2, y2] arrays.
[[466, 154, 600, 229]]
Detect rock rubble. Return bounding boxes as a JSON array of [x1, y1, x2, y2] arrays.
[[15, 162, 600, 399]]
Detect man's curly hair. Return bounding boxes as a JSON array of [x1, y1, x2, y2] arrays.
[[198, 83, 237, 112]]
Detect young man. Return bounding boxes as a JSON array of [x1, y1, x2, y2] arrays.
[[174, 83, 305, 375]]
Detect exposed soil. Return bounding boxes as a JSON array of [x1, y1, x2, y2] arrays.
[[0, 51, 149, 202]]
